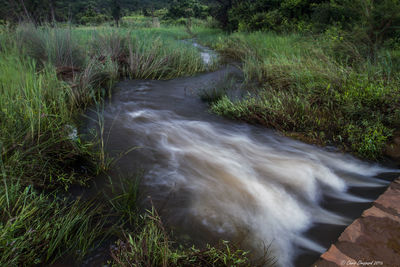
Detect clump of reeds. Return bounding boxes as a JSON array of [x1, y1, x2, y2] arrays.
[[16, 24, 85, 70]]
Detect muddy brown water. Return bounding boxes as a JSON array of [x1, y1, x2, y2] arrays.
[[81, 47, 399, 266]]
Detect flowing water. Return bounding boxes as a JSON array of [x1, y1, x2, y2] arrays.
[[83, 45, 398, 266]]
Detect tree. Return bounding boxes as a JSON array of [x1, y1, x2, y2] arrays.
[[111, 0, 121, 27], [336, 0, 400, 57], [213, 0, 234, 29], [0, 0, 172, 24], [166, 0, 209, 19], [49, 0, 56, 25]]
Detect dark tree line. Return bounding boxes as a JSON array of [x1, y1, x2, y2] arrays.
[[207, 0, 400, 34], [0, 0, 170, 25], [1, 0, 399, 47]]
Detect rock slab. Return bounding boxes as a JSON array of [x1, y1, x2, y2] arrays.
[[313, 178, 400, 267]]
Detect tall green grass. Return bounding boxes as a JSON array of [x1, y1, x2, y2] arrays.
[[0, 44, 95, 188], [191, 26, 227, 48], [16, 24, 85, 69], [205, 31, 400, 160], [0, 182, 108, 266], [121, 15, 154, 28], [213, 32, 343, 87], [0, 38, 109, 264], [15, 25, 207, 82], [86, 28, 206, 79]]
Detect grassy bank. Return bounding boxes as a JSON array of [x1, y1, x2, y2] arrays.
[[1, 23, 208, 188], [0, 23, 260, 266], [196, 30, 400, 160]]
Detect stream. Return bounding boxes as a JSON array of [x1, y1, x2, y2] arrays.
[[83, 43, 399, 266]]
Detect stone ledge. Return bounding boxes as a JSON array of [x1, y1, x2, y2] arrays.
[[313, 178, 400, 267]]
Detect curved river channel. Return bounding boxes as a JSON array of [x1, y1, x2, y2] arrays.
[[83, 45, 399, 266]]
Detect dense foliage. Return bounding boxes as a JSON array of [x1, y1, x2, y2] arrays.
[[165, 0, 209, 19], [2, 1, 399, 54], [0, 0, 169, 25]]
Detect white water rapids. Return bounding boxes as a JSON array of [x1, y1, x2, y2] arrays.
[[123, 107, 389, 266]]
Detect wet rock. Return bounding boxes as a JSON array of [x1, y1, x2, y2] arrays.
[[314, 178, 400, 267], [318, 244, 356, 266], [385, 135, 400, 163], [374, 179, 400, 215]]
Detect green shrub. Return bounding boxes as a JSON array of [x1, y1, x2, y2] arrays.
[[344, 122, 392, 160]]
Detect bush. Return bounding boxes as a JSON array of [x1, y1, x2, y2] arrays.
[[345, 122, 392, 160]]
